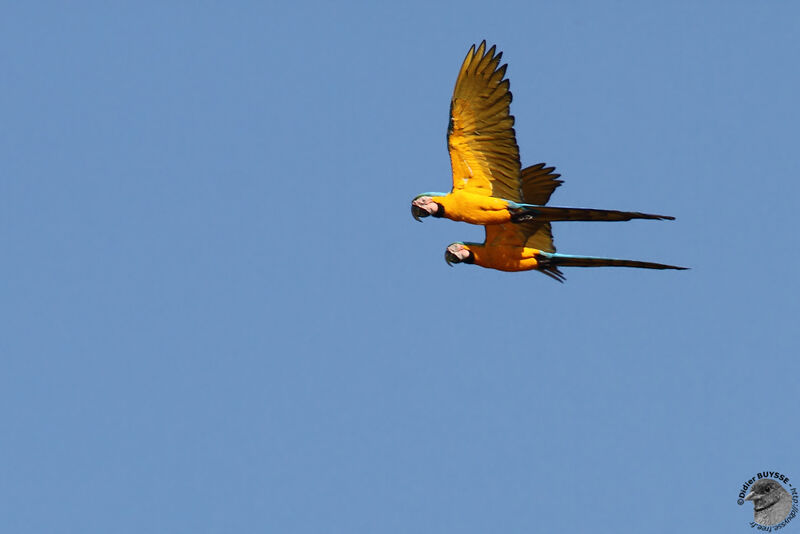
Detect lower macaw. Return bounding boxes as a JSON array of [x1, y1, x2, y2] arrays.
[[444, 241, 686, 282]]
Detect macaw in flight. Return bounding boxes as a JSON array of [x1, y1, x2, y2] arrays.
[[443, 167, 686, 281], [411, 41, 673, 225]]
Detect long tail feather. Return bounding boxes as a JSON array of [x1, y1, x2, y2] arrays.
[[543, 253, 687, 271], [512, 204, 674, 222]]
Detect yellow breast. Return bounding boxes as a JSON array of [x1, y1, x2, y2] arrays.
[[471, 246, 541, 272], [434, 191, 511, 225]]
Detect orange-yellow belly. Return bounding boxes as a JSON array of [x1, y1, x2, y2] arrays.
[[471, 245, 541, 272], [434, 192, 512, 225]]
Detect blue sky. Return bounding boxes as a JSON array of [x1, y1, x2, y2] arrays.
[[2, 2, 798, 532]]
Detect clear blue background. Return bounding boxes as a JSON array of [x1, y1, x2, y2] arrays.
[[2, 2, 798, 532]]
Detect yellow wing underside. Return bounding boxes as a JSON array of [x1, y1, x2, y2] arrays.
[[448, 41, 521, 202], [484, 222, 556, 253]]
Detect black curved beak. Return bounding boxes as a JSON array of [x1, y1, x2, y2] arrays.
[[411, 204, 428, 222], [444, 250, 459, 267]]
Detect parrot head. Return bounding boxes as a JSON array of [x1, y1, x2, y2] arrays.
[[411, 194, 443, 221], [444, 242, 474, 266]]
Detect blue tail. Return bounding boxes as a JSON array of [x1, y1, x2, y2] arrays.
[[537, 252, 688, 282]]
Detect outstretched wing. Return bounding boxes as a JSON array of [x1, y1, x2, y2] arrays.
[[485, 221, 560, 281], [448, 41, 521, 201], [520, 163, 561, 205], [484, 221, 556, 253], [523, 222, 556, 252]]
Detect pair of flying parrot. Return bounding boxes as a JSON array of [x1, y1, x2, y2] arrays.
[[411, 41, 686, 281]]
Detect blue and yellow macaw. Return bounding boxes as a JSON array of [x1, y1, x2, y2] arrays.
[[444, 236, 686, 281], [411, 41, 674, 225], [443, 163, 686, 281]]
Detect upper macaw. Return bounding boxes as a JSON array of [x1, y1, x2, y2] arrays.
[[442, 167, 686, 282], [411, 41, 674, 225]]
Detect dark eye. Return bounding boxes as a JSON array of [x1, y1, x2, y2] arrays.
[[765, 486, 772, 493]]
